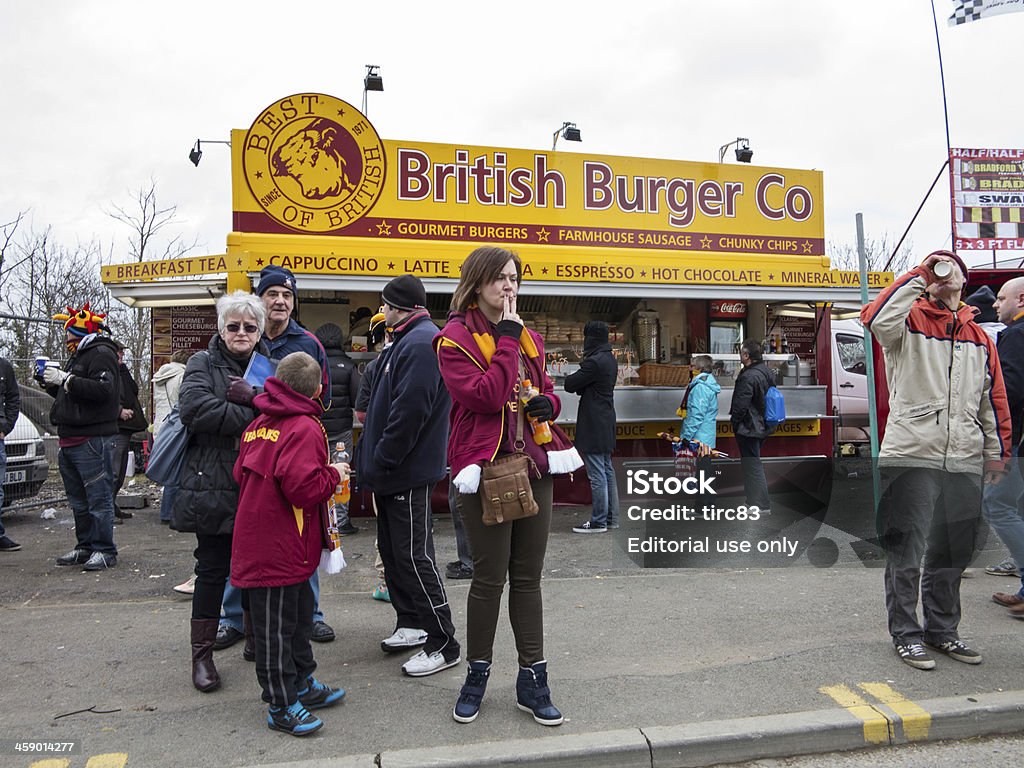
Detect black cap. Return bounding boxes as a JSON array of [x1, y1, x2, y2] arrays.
[[257, 265, 298, 297], [965, 284, 998, 324], [382, 274, 426, 311]]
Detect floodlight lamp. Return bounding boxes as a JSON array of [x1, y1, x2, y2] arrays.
[[364, 65, 384, 92], [189, 140, 202, 167], [552, 121, 582, 150], [735, 139, 753, 163]]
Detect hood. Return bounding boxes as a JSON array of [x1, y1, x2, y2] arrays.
[[314, 322, 345, 351], [693, 371, 721, 394], [582, 320, 609, 355], [253, 376, 324, 419], [153, 361, 185, 383]]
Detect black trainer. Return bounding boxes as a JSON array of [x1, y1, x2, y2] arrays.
[[56, 548, 91, 566], [82, 552, 116, 571], [925, 639, 982, 665], [0, 536, 22, 552], [894, 641, 936, 670], [214, 625, 244, 650]]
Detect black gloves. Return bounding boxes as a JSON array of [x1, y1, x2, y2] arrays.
[[523, 393, 554, 423], [226, 376, 257, 407], [494, 319, 524, 340]]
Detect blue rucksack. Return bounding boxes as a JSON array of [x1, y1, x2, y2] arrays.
[[764, 385, 786, 432]]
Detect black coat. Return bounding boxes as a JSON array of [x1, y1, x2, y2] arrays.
[[117, 363, 149, 434], [355, 314, 450, 495], [997, 315, 1024, 444], [315, 326, 358, 439], [564, 341, 617, 454], [171, 335, 264, 536], [730, 361, 773, 439], [0, 356, 19, 436], [47, 335, 121, 438]]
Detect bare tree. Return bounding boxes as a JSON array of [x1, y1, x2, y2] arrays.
[[828, 234, 914, 276], [105, 180, 198, 415]]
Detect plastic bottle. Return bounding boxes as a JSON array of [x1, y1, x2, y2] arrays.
[[332, 442, 351, 505], [520, 379, 553, 445]]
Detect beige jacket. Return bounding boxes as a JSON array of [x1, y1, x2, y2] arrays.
[[861, 266, 1010, 474]]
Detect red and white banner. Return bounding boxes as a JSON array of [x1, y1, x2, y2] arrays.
[[950, 147, 1024, 251]]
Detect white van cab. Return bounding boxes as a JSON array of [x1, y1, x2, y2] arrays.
[[2, 412, 49, 508], [831, 318, 869, 444]]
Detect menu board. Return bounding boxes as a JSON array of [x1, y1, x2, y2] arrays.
[[151, 306, 218, 370], [764, 306, 817, 378]]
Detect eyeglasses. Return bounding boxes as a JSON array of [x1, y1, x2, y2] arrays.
[[225, 322, 260, 335]]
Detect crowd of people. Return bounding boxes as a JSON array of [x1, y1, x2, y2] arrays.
[[6, 245, 1024, 734]]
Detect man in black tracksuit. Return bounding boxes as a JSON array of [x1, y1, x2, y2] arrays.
[[356, 275, 458, 677]]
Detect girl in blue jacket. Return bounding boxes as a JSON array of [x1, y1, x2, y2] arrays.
[[680, 355, 721, 448]]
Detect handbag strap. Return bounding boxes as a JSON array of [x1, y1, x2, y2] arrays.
[[514, 357, 527, 452]]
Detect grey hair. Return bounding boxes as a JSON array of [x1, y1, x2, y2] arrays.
[[692, 354, 714, 373], [216, 291, 266, 333]]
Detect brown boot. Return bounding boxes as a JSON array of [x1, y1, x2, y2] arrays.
[[191, 618, 221, 692], [242, 609, 255, 662]]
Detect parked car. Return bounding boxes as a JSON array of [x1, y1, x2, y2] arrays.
[[2, 412, 49, 509], [832, 318, 869, 445]]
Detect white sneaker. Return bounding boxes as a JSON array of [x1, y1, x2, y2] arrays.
[[402, 649, 461, 677], [381, 627, 428, 653], [173, 575, 196, 595]]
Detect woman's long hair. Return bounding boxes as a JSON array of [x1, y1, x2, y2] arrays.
[[450, 246, 522, 312]]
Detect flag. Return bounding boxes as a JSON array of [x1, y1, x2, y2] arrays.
[[949, 0, 1024, 26]]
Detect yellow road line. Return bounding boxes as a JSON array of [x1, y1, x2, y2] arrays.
[[84, 755, 129, 768], [29, 760, 70, 768], [858, 682, 931, 741], [819, 684, 890, 744]]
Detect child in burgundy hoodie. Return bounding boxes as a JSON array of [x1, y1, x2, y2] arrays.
[[231, 352, 349, 736]]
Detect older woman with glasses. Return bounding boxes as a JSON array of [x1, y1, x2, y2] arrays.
[[172, 291, 268, 693]]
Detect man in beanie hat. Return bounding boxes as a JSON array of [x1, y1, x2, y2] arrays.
[[861, 251, 1011, 670], [43, 303, 122, 571], [356, 275, 460, 677], [217, 263, 338, 651], [565, 321, 620, 533], [964, 284, 1004, 341]]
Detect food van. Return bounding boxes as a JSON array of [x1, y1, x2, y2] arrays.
[[102, 92, 891, 509]]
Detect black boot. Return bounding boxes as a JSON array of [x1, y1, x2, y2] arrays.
[[515, 660, 563, 726], [191, 618, 221, 692], [242, 610, 255, 662]]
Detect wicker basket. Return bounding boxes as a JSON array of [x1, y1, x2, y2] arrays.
[[638, 363, 690, 387]]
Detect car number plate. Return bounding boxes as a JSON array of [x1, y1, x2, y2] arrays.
[[3, 469, 27, 484]]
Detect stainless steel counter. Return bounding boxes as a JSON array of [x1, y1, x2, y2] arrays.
[[554, 385, 828, 424]]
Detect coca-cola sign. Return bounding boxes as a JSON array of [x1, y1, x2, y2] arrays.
[[710, 300, 747, 318]]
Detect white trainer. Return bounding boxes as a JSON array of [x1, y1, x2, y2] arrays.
[[381, 627, 428, 653], [402, 650, 461, 677]]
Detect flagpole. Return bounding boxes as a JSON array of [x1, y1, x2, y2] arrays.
[[931, 0, 957, 250]]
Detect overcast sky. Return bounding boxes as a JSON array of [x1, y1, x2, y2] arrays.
[[3, 0, 1022, 270]]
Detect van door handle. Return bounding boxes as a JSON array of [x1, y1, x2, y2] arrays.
[[839, 383, 854, 388]]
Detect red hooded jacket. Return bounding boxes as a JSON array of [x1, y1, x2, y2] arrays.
[[231, 377, 341, 588]]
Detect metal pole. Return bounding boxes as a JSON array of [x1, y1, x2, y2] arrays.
[[857, 213, 881, 510]]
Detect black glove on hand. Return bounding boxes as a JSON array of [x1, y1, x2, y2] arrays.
[[494, 319, 524, 340], [226, 376, 257, 407], [523, 393, 554, 423]]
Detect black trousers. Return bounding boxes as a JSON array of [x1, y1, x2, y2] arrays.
[[248, 581, 316, 708], [375, 484, 460, 661], [192, 533, 248, 620]]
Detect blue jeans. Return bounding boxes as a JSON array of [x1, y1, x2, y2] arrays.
[[58, 436, 117, 555], [983, 451, 1024, 595], [222, 572, 324, 631], [0, 441, 7, 537], [159, 483, 177, 522], [583, 453, 619, 527]]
